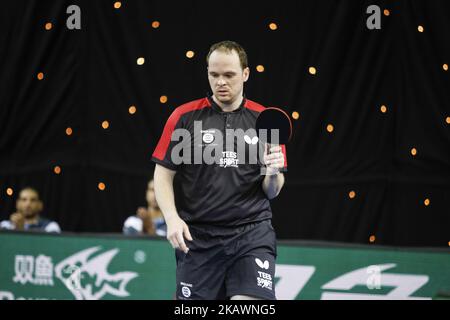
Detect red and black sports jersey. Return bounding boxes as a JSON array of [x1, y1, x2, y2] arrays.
[[152, 96, 287, 226]]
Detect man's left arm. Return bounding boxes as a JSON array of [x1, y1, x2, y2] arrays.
[[262, 145, 286, 199]]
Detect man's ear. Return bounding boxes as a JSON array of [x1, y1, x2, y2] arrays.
[[38, 201, 43, 212], [243, 67, 250, 82]]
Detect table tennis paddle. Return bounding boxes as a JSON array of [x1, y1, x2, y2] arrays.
[[256, 107, 293, 145]]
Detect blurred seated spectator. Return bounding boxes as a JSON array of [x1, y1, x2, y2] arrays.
[[123, 179, 166, 236], [0, 187, 61, 233]]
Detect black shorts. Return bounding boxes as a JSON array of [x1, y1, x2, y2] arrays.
[[175, 219, 277, 300]]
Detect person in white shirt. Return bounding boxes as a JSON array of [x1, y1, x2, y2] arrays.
[[123, 179, 166, 236], [0, 187, 60, 233]]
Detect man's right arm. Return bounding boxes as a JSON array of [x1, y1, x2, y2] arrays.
[[154, 164, 192, 253]]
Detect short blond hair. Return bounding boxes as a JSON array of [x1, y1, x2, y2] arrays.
[[206, 41, 248, 70]]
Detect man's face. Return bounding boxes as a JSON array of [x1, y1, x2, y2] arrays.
[[16, 189, 42, 218], [208, 50, 249, 105]]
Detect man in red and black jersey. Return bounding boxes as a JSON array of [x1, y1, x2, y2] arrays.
[[152, 41, 287, 300]]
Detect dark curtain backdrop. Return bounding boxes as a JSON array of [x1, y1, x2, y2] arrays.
[[0, 0, 449, 246]]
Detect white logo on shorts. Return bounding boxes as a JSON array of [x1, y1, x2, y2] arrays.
[[255, 258, 269, 270], [257, 271, 273, 290], [181, 286, 191, 298]]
